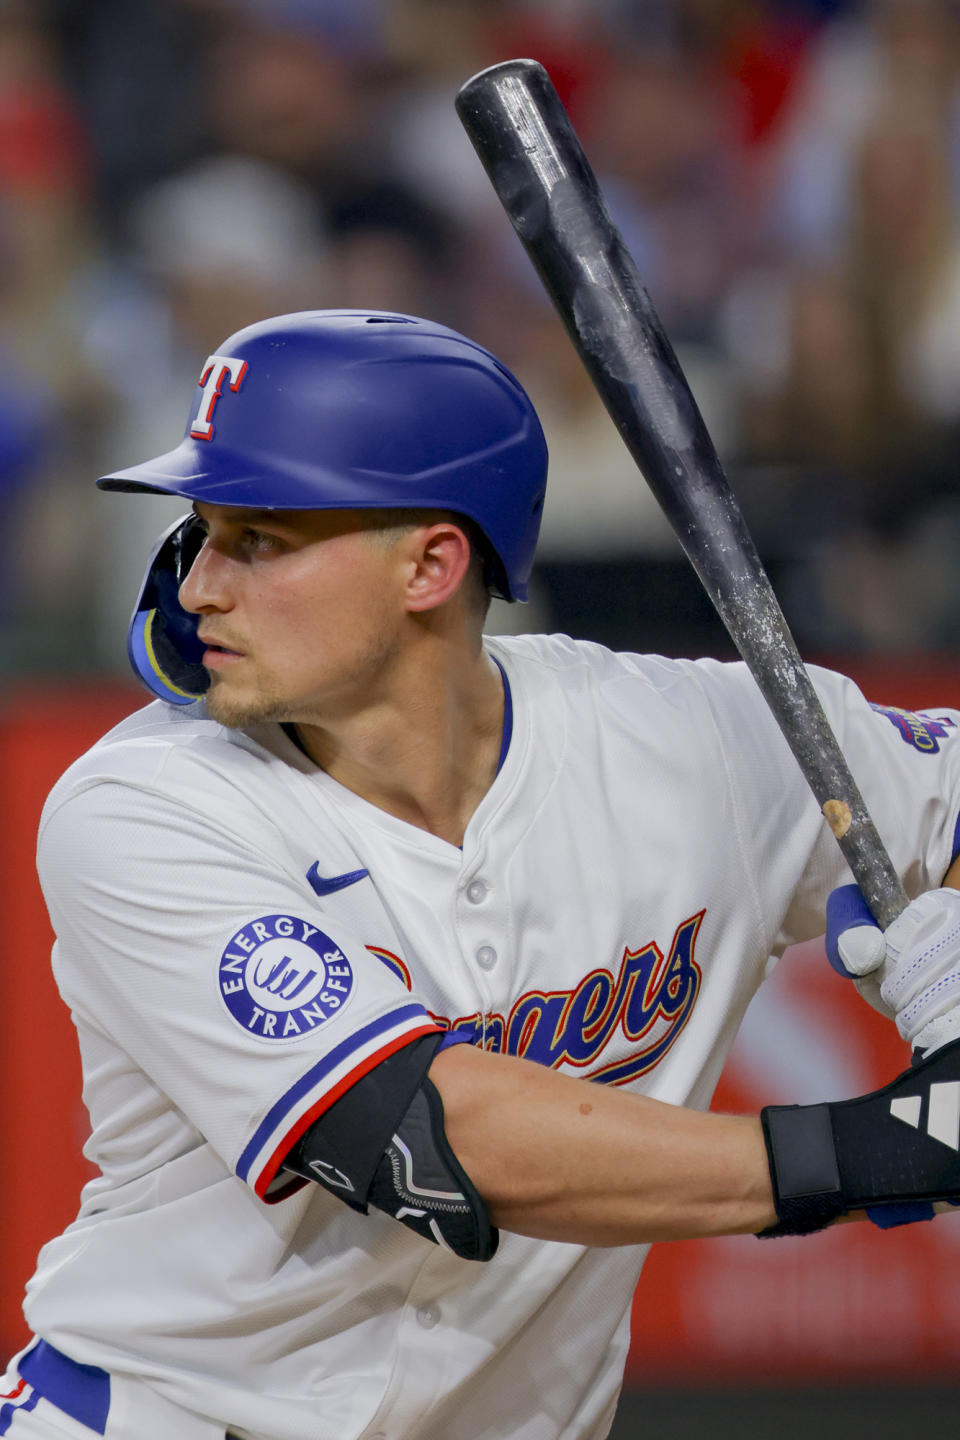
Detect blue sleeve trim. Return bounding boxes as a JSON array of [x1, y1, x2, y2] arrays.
[[237, 1002, 432, 1182], [437, 1027, 477, 1052]]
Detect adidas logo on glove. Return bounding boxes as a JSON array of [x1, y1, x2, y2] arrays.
[[890, 1081, 960, 1151]]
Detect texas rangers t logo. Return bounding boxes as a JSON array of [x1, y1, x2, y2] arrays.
[[190, 353, 248, 441]]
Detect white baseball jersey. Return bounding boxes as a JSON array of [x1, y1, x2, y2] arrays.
[[22, 634, 960, 1440]]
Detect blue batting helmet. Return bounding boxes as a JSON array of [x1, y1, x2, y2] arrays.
[[99, 309, 549, 705]]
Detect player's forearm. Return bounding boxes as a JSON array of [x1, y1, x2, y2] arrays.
[[431, 1044, 776, 1246]]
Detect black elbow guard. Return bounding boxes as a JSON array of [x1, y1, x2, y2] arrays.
[[368, 1075, 498, 1261], [285, 1033, 498, 1261], [759, 1037, 960, 1237]]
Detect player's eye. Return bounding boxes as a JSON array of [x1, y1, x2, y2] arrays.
[[240, 527, 284, 555]]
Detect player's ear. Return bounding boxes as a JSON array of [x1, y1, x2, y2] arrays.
[[404, 522, 473, 614]]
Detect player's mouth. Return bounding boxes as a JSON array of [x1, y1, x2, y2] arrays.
[[198, 633, 245, 667]]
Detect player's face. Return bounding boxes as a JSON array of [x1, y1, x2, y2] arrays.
[[179, 504, 413, 728]]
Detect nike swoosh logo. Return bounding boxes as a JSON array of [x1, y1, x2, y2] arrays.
[[306, 862, 370, 897]]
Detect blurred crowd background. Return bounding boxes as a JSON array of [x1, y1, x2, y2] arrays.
[[4, 6, 960, 1427], [3, 0, 960, 679]]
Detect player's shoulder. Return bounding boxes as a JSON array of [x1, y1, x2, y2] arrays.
[[41, 698, 306, 827], [487, 630, 673, 678], [486, 633, 835, 758], [487, 631, 747, 704]]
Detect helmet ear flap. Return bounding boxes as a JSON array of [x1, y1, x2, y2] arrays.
[[128, 515, 209, 705]]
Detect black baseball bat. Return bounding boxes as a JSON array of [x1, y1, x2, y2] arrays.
[[456, 57, 908, 929]]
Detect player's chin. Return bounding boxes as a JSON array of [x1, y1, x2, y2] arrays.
[[203, 673, 288, 729]]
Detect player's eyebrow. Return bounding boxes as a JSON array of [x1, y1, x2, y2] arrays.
[[191, 504, 285, 525]]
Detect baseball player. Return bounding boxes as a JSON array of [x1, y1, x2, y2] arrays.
[[6, 309, 960, 1440]]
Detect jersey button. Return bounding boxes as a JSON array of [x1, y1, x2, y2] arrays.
[[466, 879, 488, 904], [416, 1304, 440, 1329], [476, 945, 497, 971]]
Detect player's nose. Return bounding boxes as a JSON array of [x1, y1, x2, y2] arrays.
[[179, 540, 233, 614]]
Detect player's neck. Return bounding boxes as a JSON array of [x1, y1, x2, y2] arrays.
[[293, 642, 505, 847]]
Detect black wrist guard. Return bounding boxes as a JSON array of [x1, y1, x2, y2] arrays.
[[759, 1037, 960, 1237]]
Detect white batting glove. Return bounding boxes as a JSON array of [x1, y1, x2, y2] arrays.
[[877, 889, 960, 1053], [828, 885, 960, 1053]]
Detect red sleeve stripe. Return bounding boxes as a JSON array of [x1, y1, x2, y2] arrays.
[[250, 1018, 442, 1202]]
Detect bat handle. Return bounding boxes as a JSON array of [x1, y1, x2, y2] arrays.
[[822, 800, 907, 931]]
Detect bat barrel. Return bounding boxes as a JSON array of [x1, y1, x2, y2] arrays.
[[457, 62, 725, 543], [457, 59, 908, 929]]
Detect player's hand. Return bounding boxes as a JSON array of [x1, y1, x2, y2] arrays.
[[826, 883, 960, 1054]]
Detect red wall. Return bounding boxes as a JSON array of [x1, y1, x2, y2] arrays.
[[3, 658, 960, 1374], [0, 683, 140, 1359]]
